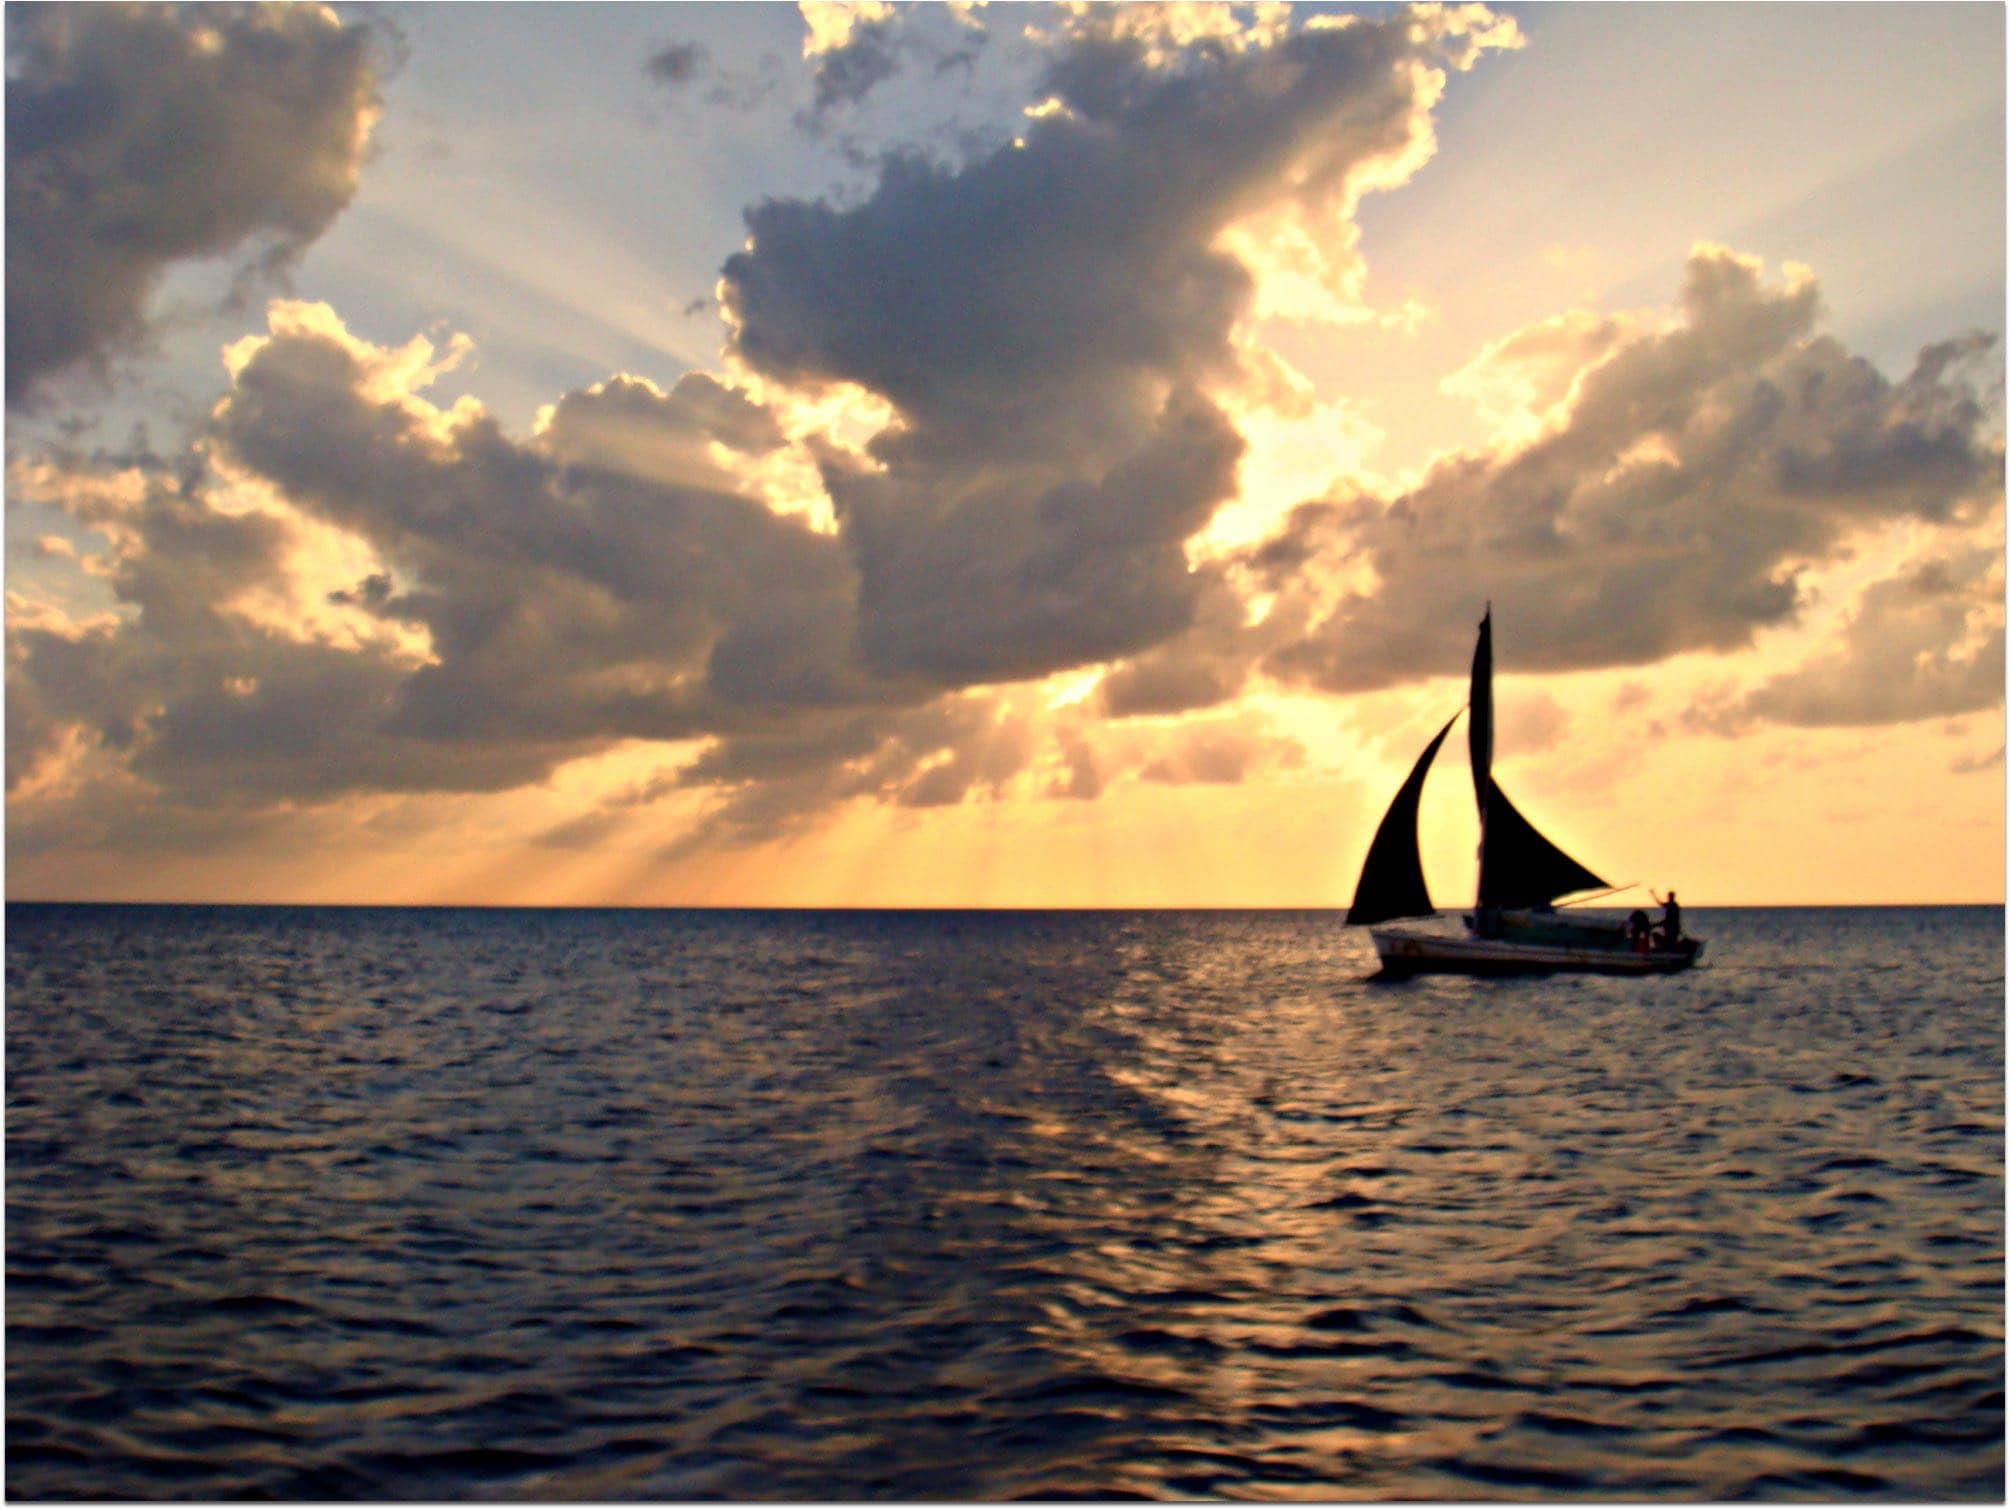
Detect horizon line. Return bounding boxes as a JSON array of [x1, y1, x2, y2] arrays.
[[6, 898, 2004, 912]]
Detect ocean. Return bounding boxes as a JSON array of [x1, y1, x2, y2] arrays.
[[5, 903, 2002, 1500]]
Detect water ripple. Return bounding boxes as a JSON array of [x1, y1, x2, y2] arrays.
[[7, 903, 2003, 1499]]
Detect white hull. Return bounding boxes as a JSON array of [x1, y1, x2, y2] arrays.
[[1371, 924, 1703, 978]]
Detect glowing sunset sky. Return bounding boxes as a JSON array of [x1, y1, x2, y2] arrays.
[[6, 1, 2004, 906]]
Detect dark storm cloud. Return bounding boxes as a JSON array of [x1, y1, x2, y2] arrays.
[[1256, 248, 2005, 698], [5, 2, 382, 408]]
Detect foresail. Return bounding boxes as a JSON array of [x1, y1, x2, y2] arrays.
[[1477, 781, 1609, 908], [1346, 714, 1459, 926]]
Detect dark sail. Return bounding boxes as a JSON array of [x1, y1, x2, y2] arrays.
[[1347, 714, 1459, 925], [1477, 780, 1609, 907], [1467, 606, 1608, 907]]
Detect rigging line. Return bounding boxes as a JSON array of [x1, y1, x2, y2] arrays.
[[1558, 882, 1641, 908], [1370, 697, 1469, 750]]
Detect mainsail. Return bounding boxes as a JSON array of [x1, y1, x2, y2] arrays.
[[1468, 607, 1607, 908], [1345, 714, 1458, 926], [1478, 782, 1608, 908]]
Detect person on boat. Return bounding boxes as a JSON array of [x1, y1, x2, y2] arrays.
[[1627, 909, 1652, 953], [1651, 890, 1682, 946]]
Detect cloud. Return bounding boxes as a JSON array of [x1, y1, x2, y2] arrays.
[[793, 2, 988, 121], [7, 293, 1299, 861], [2, 458, 544, 807], [723, 5, 1516, 687], [1609, 681, 1651, 714], [1094, 570, 1257, 716], [660, 693, 1038, 854], [1137, 720, 1306, 785], [14, 3, 1997, 889], [643, 39, 779, 114], [802, 2, 903, 114], [7, 304, 901, 832], [1950, 743, 2004, 775], [19, 5, 1526, 857], [660, 694, 1307, 852], [1496, 690, 1571, 754], [5, 2, 383, 407], [1256, 247, 2005, 696], [819, 383, 1246, 684], [1438, 309, 1629, 447], [645, 41, 708, 88], [1737, 550, 2005, 729], [210, 305, 896, 744], [1048, 724, 1105, 801], [530, 767, 684, 850], [729, 9, 1510, 428]]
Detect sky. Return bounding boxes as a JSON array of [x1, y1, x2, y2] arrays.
[[5, 0, 2004, 908]]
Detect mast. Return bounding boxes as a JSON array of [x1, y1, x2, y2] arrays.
[[1468, 606, 1610, 910], [1469, 604, 1493, 877]]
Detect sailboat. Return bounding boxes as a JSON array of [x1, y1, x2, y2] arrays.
[[1347, 608, 1704, 978]]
